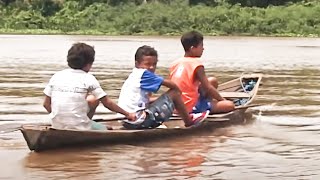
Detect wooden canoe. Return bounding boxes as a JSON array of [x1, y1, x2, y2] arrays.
[[21, 73, 262, 152]]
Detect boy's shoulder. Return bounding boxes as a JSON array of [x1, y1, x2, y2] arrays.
[[50, 69, 68, 78], [53, 69, 89, 77], [131, 67, 146, 74], [131, 68, 163, 82], [173, 57, 202, 63], [171, 57, 203, 67], [123, 68, 163, 92], [51, 69, 97, 84], [127, 68, 145, 78], [129, 68, 161, 78]]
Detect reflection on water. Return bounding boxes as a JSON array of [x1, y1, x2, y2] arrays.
[[0, 35, 319, 179], [22, 129, 233, 180]]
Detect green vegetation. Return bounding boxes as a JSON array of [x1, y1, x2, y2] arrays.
[[0, 0, 319, 36]]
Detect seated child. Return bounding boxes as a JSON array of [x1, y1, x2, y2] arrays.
[[170, 31, 235, 115], [43, 43, 135, 130], [118, 45, 208, 129]]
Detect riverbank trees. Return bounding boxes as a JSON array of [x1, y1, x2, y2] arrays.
[[0, 0, 319, 36]]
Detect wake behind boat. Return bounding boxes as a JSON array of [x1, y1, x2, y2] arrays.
[[21, 74, 262, 152]]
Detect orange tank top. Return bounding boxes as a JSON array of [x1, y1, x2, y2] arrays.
[[169, 57, 203, 112]]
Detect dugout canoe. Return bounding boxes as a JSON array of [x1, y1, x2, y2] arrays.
[[21, 73, 262, 152]]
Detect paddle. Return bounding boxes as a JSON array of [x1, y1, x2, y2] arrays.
[[0, 122, 51, 134], [0, 117, 123, 134], [0, 116, 129, 134]]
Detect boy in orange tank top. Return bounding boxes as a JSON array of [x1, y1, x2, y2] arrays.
[[170, 31, 235, 114]]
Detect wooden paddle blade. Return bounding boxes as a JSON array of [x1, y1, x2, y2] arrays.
[[0, 123, 23, 134], [0, 127, 21, 134], [0, 122, 51, 134]]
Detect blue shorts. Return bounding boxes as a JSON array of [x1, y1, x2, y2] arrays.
[[123, 94, 174, 129], [91, 121, 107, 130], [192, 94, 212, 113]]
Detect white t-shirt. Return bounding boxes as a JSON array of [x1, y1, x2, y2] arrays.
[[118, 68, 163, 124], [44, 69, 107, 130]]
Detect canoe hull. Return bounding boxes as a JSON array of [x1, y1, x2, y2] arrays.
[[21, 108, 251, 152]]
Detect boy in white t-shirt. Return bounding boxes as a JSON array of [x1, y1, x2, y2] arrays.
[[43, 43, 135, 130], [118, 45, 209, 129]]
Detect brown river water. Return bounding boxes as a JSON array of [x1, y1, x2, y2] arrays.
[[0, 35, 319, 179]]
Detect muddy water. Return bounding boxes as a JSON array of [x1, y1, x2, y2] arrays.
[[0, 35, 319, 179]]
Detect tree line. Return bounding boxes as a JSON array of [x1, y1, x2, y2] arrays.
[[0, 0, 312, 8], [0, 0, 319, 36]]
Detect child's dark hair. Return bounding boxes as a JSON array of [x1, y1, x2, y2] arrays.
[[67, 43, 95, 69], [181, 31, 203, 52], [135, 45, 158, 63]]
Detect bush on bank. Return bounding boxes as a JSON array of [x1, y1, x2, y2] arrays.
[[0, 0, 319, 36]]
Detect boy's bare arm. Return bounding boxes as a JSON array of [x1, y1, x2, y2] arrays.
[[195, 66, 224, 101], [43, 95, 52, 113], [100, 96, 136, 121], [161, 79, 181, 92], [148, 93, 158, 103], [147, 80, 178, 103]]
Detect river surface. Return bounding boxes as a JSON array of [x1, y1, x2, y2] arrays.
[[0, 35, 319, 179]]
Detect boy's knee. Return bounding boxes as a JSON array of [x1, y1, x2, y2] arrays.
[[213, 100, 235, 113], [225, 100, 235, 111], [166, 89, 181, 99], [208, 77, 218, 88]]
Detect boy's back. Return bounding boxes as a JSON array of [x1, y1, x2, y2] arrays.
[[45, 68, 106, 130], [170, 57, 203, 112]]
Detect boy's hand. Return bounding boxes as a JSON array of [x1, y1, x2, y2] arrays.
[[126, 112, 137, 121]]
